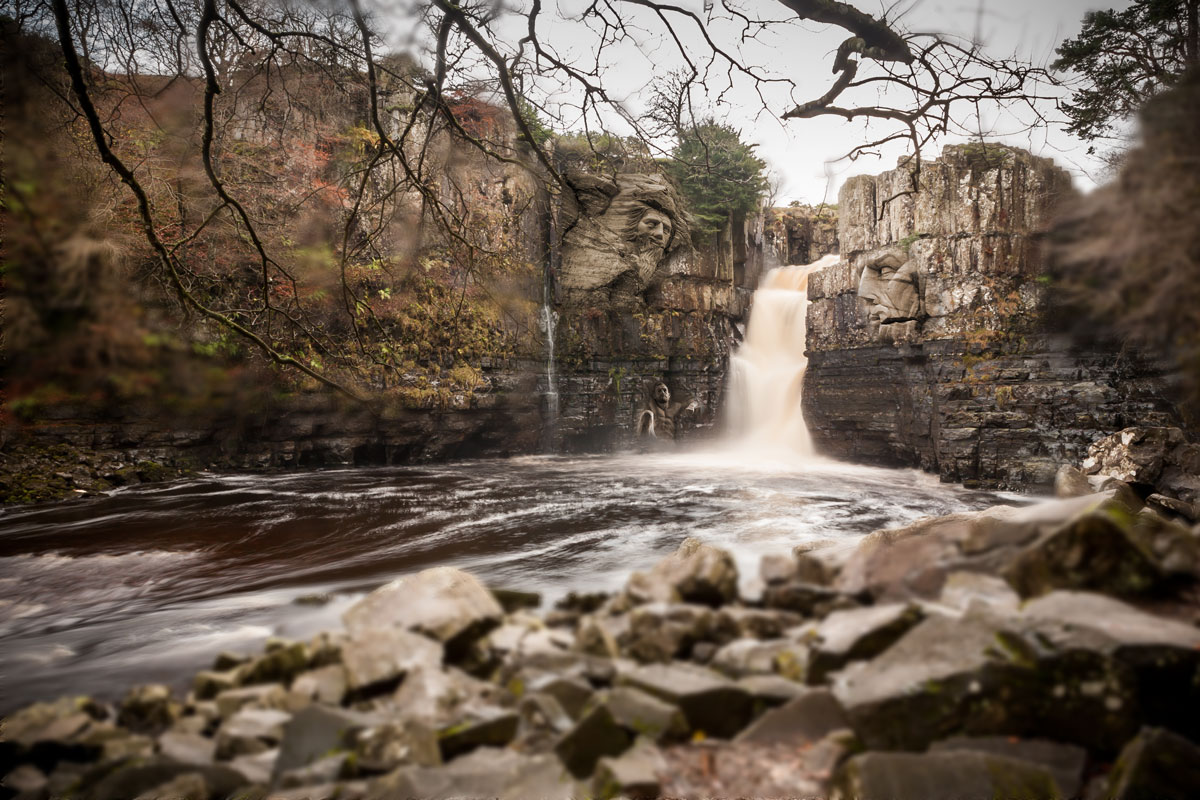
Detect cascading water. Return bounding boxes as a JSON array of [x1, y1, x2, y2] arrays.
[[540, 281, 559, 446], [727, 253, 839, 454]]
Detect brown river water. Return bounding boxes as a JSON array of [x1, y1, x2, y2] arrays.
[[0, 448, 1025, 713]]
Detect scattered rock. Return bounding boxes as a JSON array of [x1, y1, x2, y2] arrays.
[[365, 748, 573, 800], [273, 704, 382, 776], [131, 771, 208, 800], [437, 707, 519, 760], [288, 665, 347, 709], [354, 719, 441, 774], [157, 731, 216, 766], [240, 639, 309, 686], [714, 607, 803, 640], [393, 664, 498, 726], [617, 662, 754, 739], [553, 703, 632, 778], [735, 689, 849, 746], [83, 758, 247, 800], [215, 684, 287, 720], [228, 746, 277, 784], [522, 673, 594, 721], [277, 753, 349, 789], [592, 740, 666, 800], [761, 580, 845, 616], [929, 735, 1086, 798], [1055, 464, 1093, 498], [490, 587, 542, 613], [625, 603, 714, 662], [118, 684, 179, 733], [735, 674, 808, 707], [595, 686, 689, 743], [341, 626, 443, 697], [937, 571, 1020, 614], [343, 567, 503, 658], [214, 708, 289, 760], [807, 603, 924, 684]]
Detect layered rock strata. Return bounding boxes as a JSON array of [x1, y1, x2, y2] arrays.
[[804, 144, 1181, 489]]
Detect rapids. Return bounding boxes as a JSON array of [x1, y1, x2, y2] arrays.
[[0, 452, 1022, 711]]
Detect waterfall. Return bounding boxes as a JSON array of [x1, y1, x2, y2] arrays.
[[727, 253, 838, 455], [540, 208, 560, 452]]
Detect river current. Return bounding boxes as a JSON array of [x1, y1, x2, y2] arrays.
[[0, 448, 1023, 712]]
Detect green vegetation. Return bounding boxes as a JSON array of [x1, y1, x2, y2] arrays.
[[662, 122, 768, 239]]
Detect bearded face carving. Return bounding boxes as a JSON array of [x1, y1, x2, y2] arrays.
[[856, 246, 924, 343], [558, 173, 688, 298]]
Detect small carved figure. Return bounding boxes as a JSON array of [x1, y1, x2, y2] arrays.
[[856, 246, 923, 342], [636, 382, 697, 440]]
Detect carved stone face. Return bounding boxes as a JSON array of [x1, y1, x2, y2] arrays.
[[653, 382, 671, 405], [857, 248, 922, 341], [635, 209, 673, 251]]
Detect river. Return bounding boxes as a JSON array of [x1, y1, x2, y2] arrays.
[[0, 448, 1024, 713]]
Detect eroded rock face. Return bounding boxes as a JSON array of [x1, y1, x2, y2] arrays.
[[803, 144, 1182, 490]]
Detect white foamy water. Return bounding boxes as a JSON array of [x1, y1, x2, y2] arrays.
[[727, 253, 839, 455]]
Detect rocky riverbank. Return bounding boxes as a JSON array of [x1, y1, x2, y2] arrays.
[[3, 431, 1200, 799]]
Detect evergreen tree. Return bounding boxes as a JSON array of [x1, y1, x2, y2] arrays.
[[664, 123, 768, 239]]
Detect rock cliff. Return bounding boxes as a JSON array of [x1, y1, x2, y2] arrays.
[[803, 144, 1182, 489]]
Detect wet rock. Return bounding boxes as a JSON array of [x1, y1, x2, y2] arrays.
[[807, 603, 924, 685], [341, 626, 443, 698], [761, 580, 844, 616], [595, 686, 689, 743], [625, 603, 714, 662], [1083, 427, 1186, 486], [437, 707, 519, 760], [287, 665, 347, 709], [1104, 726, 1200, 800], [278, 753, 348, 789], [759, 553, 797, 585], [240, 640, 309, 686], [929, 735, 1086, 797], [735, 674, 808, 708], [274, 705, 384, 777], [118, 684, 179, 733], [1055, 465, 1093, 498], [215, 684, 287, 720], [1146, 493, 1199, 523], [592, 740, 666, 800], [1, 697, 108, 771], [617, 662, 754, 739], [82, 758, 247, 800], [625, 538, 738, 607], [735, 688, 849, 746], [831, 750, 1060, 800], [365, 748, 574, 800], [228, 746, 277, 784], [489, 587, 541, 613], [192, 669, 241, 701], [214, 708, 289, 760], [213, 651, 252, 672], [157, 731, 216, 766], [353, 720, 441, 774], [342, 567, 503, 658], [553, 703, 632, 778]]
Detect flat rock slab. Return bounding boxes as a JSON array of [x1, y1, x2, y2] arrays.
[[341, 626, 443, 695], [833, 750, 1060, 800], [807, 603, 923, 684], [343, 567, 502, 655], [734, 688, 849, 746], [617, 663, 754, 739]]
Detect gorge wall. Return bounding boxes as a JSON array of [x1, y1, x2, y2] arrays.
[[803, 144, 1181, 489]]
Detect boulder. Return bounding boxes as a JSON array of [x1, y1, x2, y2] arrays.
[[714, 607, 804, 640], [341, 626, 443, 697], [625, 538, 738, 607], [342, 567, 503, 658], [1082, 427, 1185, 486], [240, 639, 309, 686], [1103, 726, 1200, 800], [1054, 465, 1092, 498], [214, 684, 287, 720], [759, 553, 797, 585], [117, 684, 179, 733], [392, 664, 498, 726], [806, 603, 924, 685], [617, 663, 754, 739], [437, 707, 519, 760], [734, 689, 849, 746], [365, 748, 575, 800], [594, 686, 689, 743], [592, 740, 666, 800], [709, 638, 800, 679], [553, 704, 632, 778], [831, 750, 1060, 800], [625, 603, 714, 662], [735, 675, 808, 708], [833, 593, 1200, 754], [228, 747, 277, 784], [574, 613, 628, 659], [937, 571, 1020, 614], [278, 753, 348, 789], [514, 692, 575, 751], [523, 674, 595, 721], [929, 736, 1086, 798], [192, 669, 240, 701], [214, 708, 290, 760], [761, 580, 845, 616], [131, 771, 208, 800], [273, 704, 385, 776], [80, 758, 247, 800], [354, 720, 441, 774], [288, 665, 347, 709]]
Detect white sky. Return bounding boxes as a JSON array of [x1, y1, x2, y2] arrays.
[[379, 0, 1120, 203]]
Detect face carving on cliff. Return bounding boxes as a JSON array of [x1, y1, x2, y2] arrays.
[[630, 208, 673, 253], [652, 382, 671, 405], [856, 247, 923, 342]]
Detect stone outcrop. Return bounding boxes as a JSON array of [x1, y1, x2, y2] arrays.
[[803, 143, 1183, 490]]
